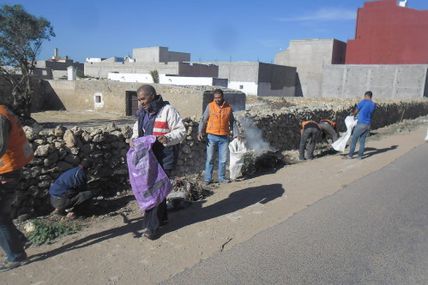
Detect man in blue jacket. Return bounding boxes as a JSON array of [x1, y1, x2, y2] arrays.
[[347, 91, 376, 159], [49, 159, 93, 219]]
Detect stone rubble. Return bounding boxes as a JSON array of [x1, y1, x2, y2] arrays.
[[14, 98, 428, 219]]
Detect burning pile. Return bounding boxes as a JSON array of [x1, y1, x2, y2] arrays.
[[167, 175, 213, 210]]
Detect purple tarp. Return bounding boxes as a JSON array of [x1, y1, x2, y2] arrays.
[[126, 135, 172, 211]]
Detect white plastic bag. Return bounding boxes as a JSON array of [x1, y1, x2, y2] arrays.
[[332, 116, 358, 153], [425, 128, 428, 142], [229, 138, 247, 180]]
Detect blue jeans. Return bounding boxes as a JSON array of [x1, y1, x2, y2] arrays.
[[204, 134, 229, 182], [0, 172, 27, 262], [348, 123, 370, 158]]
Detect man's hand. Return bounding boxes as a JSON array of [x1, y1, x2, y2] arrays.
[[197, 133, 204, 142], [129, 139, 135, 148], [157, 135, 168, 144]]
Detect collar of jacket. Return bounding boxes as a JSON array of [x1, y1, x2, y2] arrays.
[[136, 95, 169, 117]]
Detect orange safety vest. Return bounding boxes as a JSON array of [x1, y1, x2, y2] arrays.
[[0, 105, 33, 174], [206, 101, 233, 136], [301, 120, 319, 130]]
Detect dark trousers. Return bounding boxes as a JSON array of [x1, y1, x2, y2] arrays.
[[50, 191, 94, 214], [299, 127, 321, 160], [143, 170, 171, 233], [0, 171, 27, 262]]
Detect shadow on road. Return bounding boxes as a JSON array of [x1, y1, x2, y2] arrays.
[[161, 183, 285, 237], [364, 145, 398, 158], [29, 184, 284, 262]]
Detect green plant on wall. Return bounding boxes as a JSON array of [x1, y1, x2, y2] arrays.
[[150, 70, 159, 83]]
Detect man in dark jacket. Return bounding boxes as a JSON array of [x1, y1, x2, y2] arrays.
[[299, 119, 338, 160], [49, 159, 93, 219], [130, 84, 186, 239]]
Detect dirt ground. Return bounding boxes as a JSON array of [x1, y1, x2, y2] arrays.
[[32, 111, 135, 128], [1, 117, 428, 285]]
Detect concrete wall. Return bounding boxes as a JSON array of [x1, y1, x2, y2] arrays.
[[321, 65, 428, 99], [258, 63, 296, 97], [167, 51, 191, 62], [202, 61, 297, 96], [43, 80, 245, 119], [34, 60, 84, 80], [275, 39, 346, 98], [132, 47, 190, 63], [178, 63, 218, 77]]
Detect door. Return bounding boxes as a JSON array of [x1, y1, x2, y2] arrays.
[[126, 91, 138, 116]]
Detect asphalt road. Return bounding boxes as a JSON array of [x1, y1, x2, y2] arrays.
[[164, 143, 428, 285]]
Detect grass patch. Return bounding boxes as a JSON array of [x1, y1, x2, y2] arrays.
[[28, 219, 81, 245]]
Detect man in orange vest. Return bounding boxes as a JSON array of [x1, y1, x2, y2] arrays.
[[299, 119, 338, 161], [0, 103, 33, 272], [198, 89, 238, 185]]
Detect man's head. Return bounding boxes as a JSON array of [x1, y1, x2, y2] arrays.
[[364, 91, 373, 100], [80, 158, 93, 170], [213, 89, 224, 106], [137, 84, 157, 111]]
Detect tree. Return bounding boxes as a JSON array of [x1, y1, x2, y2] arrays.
[[150, 70, 159, 83], [0, 4, 54, 119]]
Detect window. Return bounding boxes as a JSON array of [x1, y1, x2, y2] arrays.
[[95, 95, 102, 103], [239, 85, 244, 90]]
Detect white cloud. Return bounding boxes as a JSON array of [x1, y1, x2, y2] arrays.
[[276, 8, 356, 22]]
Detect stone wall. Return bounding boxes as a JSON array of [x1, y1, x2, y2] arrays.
[[14, 99, 428, 219]]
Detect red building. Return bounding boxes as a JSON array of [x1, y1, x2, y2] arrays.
[[346, 0, 428, 64]]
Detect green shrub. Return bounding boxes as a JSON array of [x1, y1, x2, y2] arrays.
[[28, 219, 81, 245]]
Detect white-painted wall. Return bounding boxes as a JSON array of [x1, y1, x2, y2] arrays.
[[107, 73, 154, 83], [228, 81, 258, 96], [159, 75, 227, 87]]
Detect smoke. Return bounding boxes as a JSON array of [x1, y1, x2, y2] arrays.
[[238, 117, 273, 156]]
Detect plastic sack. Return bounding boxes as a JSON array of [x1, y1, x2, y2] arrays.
[[229, 138, 247, 180], [332, 116, 358, 153], [127, 135, 172, 211], [425, 128, 428, 142]]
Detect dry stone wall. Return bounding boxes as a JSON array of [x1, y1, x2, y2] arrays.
[[14, 99, 428, 219]]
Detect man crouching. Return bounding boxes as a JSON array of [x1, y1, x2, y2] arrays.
[[49, 159, 93, 219]]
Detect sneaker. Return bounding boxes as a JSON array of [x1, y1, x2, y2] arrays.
[[343, 155, 353, 159], [203, 181, 212, 186], [0, 258, 29, 272], [219, 179, 231, 184]]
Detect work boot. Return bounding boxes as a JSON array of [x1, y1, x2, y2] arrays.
[[143, 229, 160, 240]]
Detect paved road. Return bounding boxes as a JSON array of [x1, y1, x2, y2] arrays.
[[164, 144, 428, 285]]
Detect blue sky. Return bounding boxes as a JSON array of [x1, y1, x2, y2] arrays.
[[2, 0, 428, 63]]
